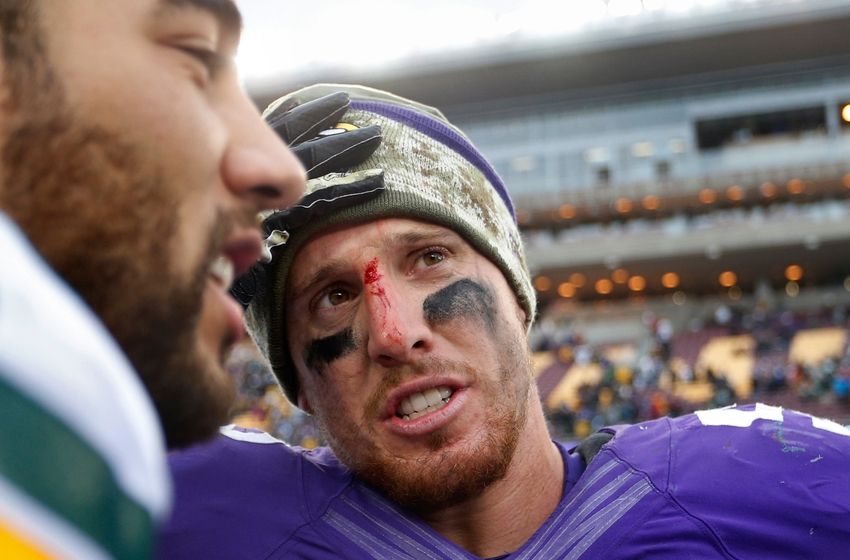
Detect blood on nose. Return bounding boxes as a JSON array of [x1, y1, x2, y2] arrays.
[[364, 258, 381, 285], [363, 258, 403, 346]]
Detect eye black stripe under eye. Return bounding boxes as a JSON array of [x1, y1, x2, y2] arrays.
[[304, 328, 357, 373], [423, 279, 496, 333]]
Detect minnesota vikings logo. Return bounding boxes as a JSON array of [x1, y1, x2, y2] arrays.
[[317, 122, 360, 137]]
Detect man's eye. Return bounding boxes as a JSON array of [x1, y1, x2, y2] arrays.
[[421, 250, 445, 267], [317, 288, 352, 309], [177, 46, 221, 81]]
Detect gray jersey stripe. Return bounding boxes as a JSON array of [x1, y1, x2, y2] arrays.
[[530, 472, 644, 559], [563, 480, 653, 560], [339, 494, 444, 560], [533, 479, 652, 560], [558, 471, 637, 535], [515, 459, 621, 560], [360, 487, 470, 560], [323, 508, 415, 560]]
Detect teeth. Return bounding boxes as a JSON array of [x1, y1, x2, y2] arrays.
[[411, 392, 428, 412], [397, 386, 454, 420], [209, 256, 234, 288], [424, 388, 443, 407]]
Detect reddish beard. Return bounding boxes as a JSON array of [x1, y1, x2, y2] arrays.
[[312, 350, 531, 513]]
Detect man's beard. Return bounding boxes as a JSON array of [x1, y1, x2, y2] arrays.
[[315, 344, 532, 513], [0, 58, 235, 448]]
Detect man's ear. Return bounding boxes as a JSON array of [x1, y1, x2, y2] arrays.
[[514, 297, 528, 327], [297, 390, 314, 414]]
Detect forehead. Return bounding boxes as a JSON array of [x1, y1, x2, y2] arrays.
[[293, 218, 465, 267], [40, 0, 241, 38], [31, 0, 244, 105], [287, 218, 473, 285], [152, 0, 242, 35]]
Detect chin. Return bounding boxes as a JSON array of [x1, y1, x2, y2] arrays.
[[146, 338, 238, 449], [360, 437, 517, 512], [322, 407, 522, 513]]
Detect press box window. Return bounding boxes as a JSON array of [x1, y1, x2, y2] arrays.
[[695, 106, 827, 150]]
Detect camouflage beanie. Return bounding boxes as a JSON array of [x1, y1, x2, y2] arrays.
[[246, 84, 536, 404]]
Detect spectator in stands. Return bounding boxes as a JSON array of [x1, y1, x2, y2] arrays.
[[161, 84, 850, 559], [0, 2, 376, 556]]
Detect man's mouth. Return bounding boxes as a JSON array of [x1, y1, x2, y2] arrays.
[[396, 386, 454, 421], [211, 230, 265, 290], [383, 378, 469, 437]]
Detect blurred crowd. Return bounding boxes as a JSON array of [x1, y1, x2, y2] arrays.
[[746, 305, 850, 403], [533, 300, 850, 441], [226, 344, 324, 449]]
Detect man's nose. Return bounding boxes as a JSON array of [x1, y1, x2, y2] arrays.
[[363, 270, 434, 368]]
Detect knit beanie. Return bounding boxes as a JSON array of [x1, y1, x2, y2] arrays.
[[246, 84, 536, 404]]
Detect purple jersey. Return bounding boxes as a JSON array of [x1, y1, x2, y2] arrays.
[[157, 404, 850, 559]]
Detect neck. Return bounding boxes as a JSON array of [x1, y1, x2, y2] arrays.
[[418, 395, 565, 558]]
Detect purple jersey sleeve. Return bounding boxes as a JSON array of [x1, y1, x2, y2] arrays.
[[156, 427, 353, 559], [603, 404, 850, 559]]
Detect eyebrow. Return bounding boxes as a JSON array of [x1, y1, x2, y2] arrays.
[[288, 260, 350, 303], [395, 227, 458, 247], [159, 0, 243, 36]]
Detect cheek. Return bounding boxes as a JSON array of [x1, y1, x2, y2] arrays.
[[303, 373, 360, 424], [172, 198, 213, 266]]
